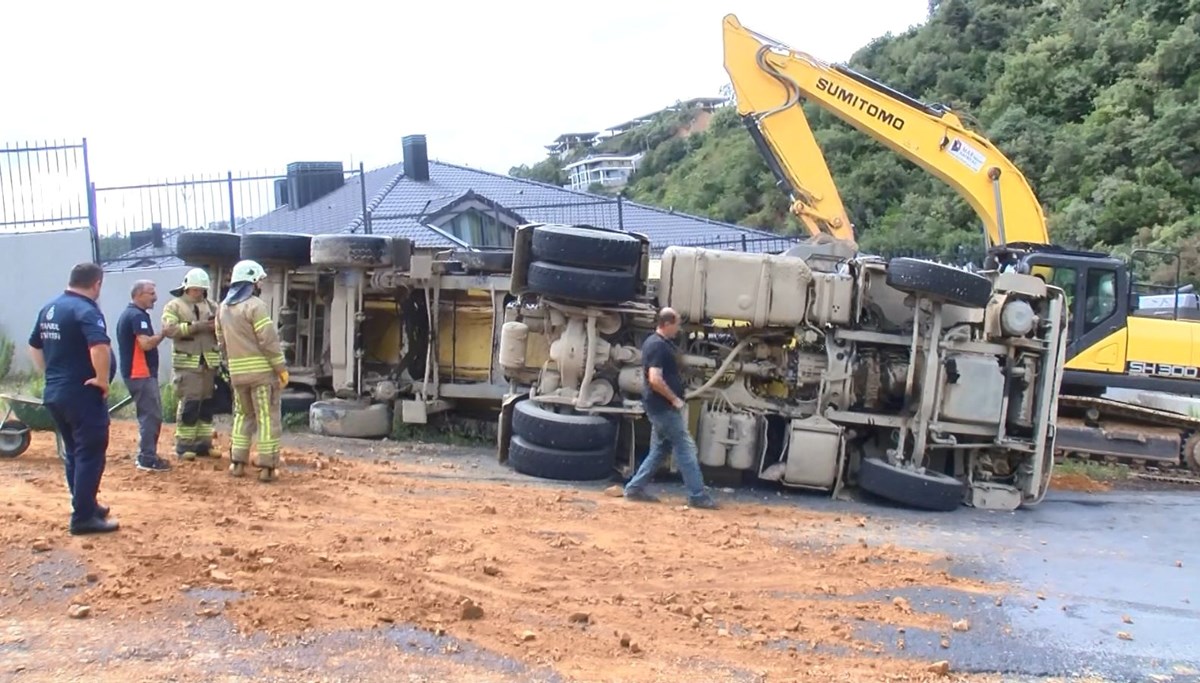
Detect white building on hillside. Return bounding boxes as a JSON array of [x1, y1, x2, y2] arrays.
[[563, 153, 644, 192]]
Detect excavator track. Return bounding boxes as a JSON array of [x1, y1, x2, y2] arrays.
[[1055, 395, 1200, 487]]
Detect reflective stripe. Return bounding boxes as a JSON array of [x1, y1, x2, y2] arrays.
[[253, 317, 273, 332], [173, 354, 201, 369], [227, 356, 273, 374]]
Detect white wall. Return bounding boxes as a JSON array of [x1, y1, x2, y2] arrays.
[[0, 228, 95, 375], [0, 227, 190, 382]]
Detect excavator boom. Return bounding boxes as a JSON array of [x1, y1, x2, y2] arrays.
[[722, 14, 1050, 248]]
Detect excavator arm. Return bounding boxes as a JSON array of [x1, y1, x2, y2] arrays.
[[722, 14, 1050, 248]]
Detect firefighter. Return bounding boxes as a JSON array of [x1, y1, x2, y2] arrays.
[[216, 259, 288, 482], [161, 268, 221, 461]]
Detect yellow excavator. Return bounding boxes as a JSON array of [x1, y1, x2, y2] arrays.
[[722, 13, 1200, 479]]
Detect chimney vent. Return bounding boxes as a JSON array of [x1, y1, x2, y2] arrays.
[[274, 178, 289, 208], [286, 161, 345, 210], [403, 135, 429, 181]]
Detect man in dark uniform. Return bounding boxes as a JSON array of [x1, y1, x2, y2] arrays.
[[622, 307, 718, 509], [28, 262, 120, 535]]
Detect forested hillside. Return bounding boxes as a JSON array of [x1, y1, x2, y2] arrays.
[[511, 0, 1200, 279]]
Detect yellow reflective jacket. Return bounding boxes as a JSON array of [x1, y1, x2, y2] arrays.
[[216, 295, 286, 387], [161, 296, 221, 371]]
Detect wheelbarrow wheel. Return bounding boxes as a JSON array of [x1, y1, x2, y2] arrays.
[[0, 419, 33, 458]]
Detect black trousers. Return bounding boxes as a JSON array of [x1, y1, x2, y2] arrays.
[[44, 388, 110, 526]]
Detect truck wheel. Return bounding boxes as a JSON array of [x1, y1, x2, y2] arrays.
[[177, 231, 242, 266], [531, 224, 642, 270], [857, 457, 965, 512], [281, 388, 318, 415], [508, 434, 615, 481], [0, 420, 31, 458], [309, 399, 391, 438], [311, 235, 393, 268], [512, 400, 617, 452], [241, 232, 313, 267], [885, 257, 993, 309], [528, 261, 638, 304]]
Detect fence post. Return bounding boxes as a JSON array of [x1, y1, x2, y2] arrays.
[[741, 234, 748, 252], [359, 162, 371, 234], [226, 171, 236, 232], [616, 192, 624, 230], [82, 138, 101, 263]]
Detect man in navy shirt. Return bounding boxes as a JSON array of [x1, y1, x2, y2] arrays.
[[28, 262, 120, 535], [622, 307, 718, 509], [116, 279, 169, 472]]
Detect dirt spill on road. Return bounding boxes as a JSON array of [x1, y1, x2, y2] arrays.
[[1, 421, 997, 682]]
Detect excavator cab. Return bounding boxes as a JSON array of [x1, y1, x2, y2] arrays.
[[1006, 247, 1128, 363]]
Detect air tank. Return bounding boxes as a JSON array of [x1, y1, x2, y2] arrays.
[[727, 413, 760, 470], [498, 321, 529, 371], [698, 410, 731, 467]]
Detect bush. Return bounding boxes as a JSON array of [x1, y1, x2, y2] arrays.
[[0, 333, 13, 381], [160, 381, 178, 424]]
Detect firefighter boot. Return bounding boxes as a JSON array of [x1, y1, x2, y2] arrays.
[[258, 467, 276, 483], [229, 462, 245, 477]]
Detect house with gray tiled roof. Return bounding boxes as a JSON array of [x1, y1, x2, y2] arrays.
[[109, 135, 796, 269]]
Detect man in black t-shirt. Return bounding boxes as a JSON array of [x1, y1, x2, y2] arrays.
[[622, 307, 718, 509]]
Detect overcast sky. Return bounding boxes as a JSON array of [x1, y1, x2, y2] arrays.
[[2, 0, 929, 185]]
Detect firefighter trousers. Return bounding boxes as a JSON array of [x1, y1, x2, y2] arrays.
[[230, 382, 282, 469], [174, 368, 215, 457]]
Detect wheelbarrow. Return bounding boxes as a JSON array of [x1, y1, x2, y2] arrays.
[[0, 392, 134, 460]]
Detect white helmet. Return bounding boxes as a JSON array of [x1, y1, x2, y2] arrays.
[[230, 259, 268, 285], [171, 268, 211, 297]]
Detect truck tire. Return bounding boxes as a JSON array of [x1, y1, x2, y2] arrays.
[[281, 388, 318, 416], [885, 257, 993, 309], [0, 419, 31, 458], [857, 457, 965, 512], [508, 434, 615, 481], [241, 232, 313, 267], [309, 399, 391, 438], [311, 234, 393, 268], [177, 231, 242, 266], [527, 261, 638, 304], [531, 224, 642, 270], [512, 400, 617, 452]]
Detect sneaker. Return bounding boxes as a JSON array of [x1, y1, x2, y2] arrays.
[[687, 494, 720, 510], [136, 457, 172, 472], [623, 487, 660, 503], [70, 517, 120, 535]]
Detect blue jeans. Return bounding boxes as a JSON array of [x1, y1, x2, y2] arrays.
[[44, 388, 110, 526], [626, 408, 707, 499]]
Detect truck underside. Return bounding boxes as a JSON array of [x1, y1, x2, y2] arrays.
[[176, 225, 1198, 510]]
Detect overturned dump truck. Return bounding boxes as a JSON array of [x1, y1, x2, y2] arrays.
[[495, 224, 1071, 512], [176, 227, 533, 434]]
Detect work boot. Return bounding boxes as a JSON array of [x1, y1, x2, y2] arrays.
[[70, 517, 120, 536], [229, 462, 245, 477], [180, 451, 197, 461], [258, 467, 276, 483], [96, 504, 110, 519]]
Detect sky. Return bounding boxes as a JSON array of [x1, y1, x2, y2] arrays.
[[1, 0, 929, 188]]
